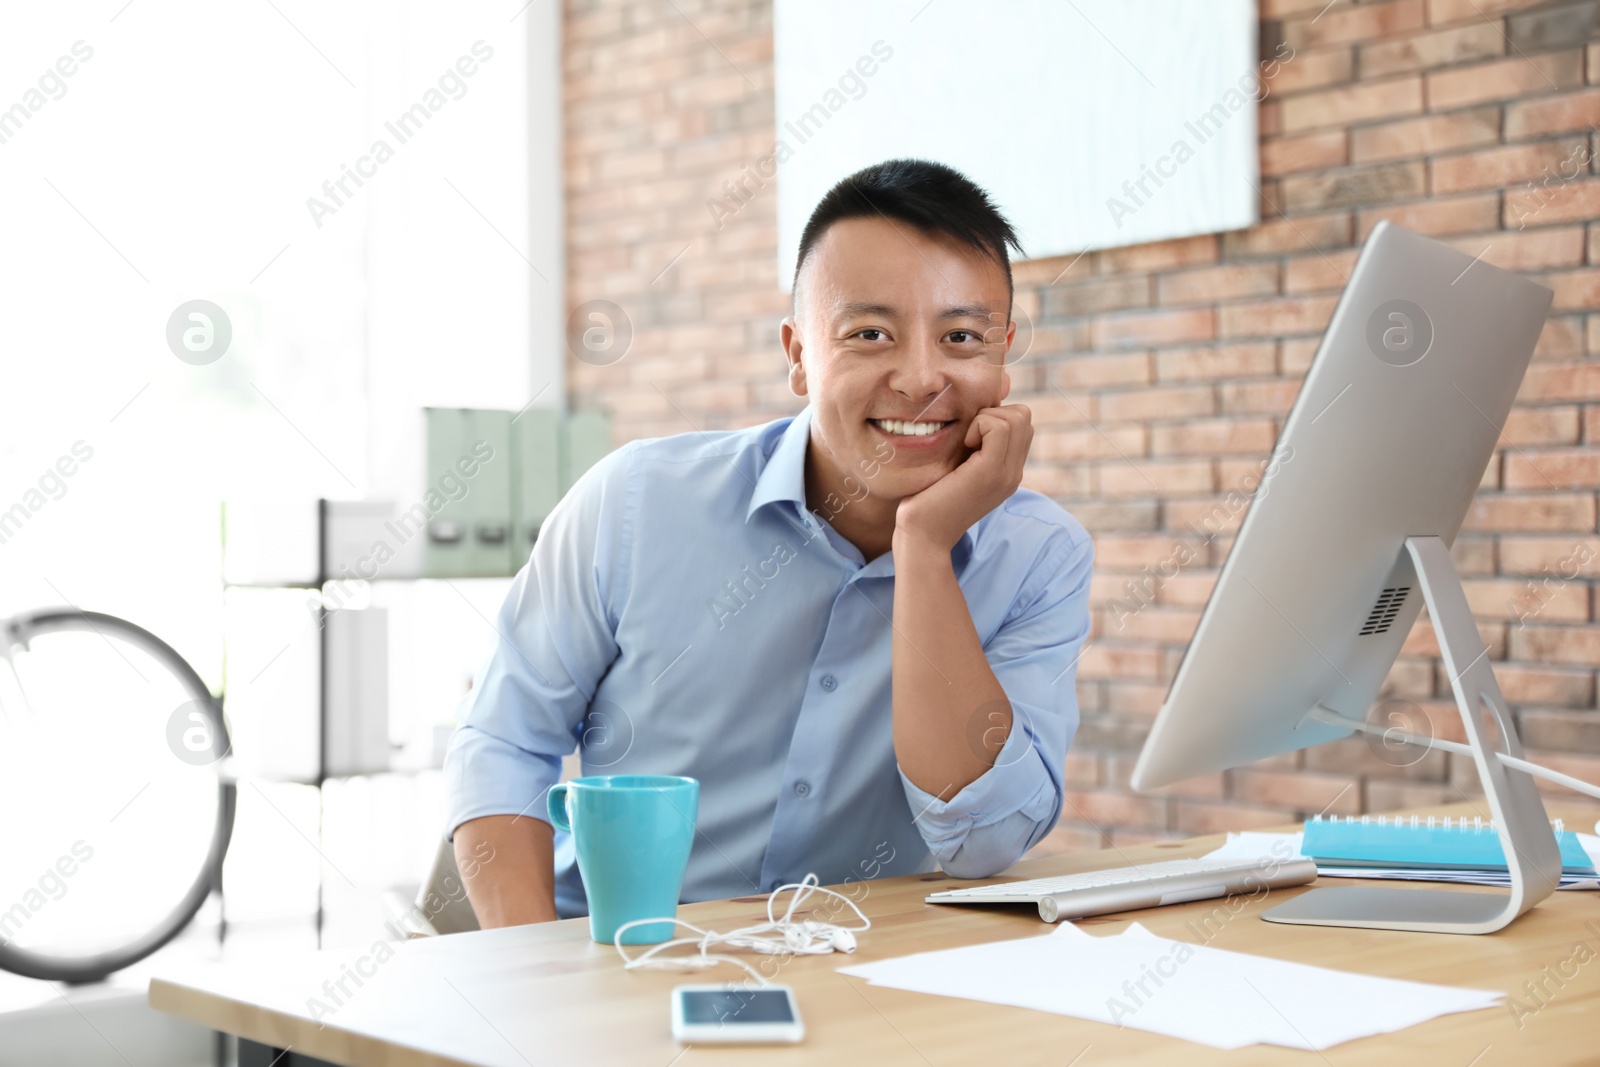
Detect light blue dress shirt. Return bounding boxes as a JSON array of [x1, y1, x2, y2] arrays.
[[443, 406, 1094, 918]]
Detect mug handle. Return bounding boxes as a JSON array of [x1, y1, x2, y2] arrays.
[[547, 783, 571, 833]]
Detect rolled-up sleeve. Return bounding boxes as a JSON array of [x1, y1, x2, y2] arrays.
[[442, 443, 634, 837], [899, 528, 1094, 877]]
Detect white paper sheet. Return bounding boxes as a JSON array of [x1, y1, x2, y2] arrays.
[[837, 922, 1501, 1051]]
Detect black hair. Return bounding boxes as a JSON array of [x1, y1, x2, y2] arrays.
[[792, 158, 1023, 301]]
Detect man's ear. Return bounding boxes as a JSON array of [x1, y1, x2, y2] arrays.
[[780, 316, 808, 398]]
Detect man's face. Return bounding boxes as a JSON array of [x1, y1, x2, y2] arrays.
[[782, 216, 1014, 504]]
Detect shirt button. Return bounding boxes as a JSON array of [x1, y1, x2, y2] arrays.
[[820, 674, 837, 692], [794, 781, 811, 797]]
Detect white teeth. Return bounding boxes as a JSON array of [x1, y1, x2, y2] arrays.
[[873, 419, 945, 437]]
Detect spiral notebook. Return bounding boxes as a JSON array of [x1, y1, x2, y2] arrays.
[[1301, 814, 1597, 877]]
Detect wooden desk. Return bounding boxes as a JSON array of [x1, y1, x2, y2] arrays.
[[150, 802, 1600, 1065]]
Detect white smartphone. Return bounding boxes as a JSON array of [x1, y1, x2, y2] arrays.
[[670, 983, 804, 1044]]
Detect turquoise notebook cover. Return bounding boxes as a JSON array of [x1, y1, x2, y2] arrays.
[[1302, 816, 1595, 875]]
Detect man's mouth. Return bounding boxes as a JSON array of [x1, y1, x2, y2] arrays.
[[868, 418, 956, 438]]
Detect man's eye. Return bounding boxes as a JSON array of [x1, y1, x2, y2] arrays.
[[946, 330, 978, 343], [854, 328, 886, 341]]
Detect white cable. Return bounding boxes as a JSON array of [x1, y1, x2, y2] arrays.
[[613, 873, 871, 987], [1308, 706, 1600, 802]]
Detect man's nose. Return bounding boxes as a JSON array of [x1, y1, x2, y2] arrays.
[[890, 333, 948, 404]]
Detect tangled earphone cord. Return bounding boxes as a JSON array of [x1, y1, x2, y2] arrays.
[[612, 873, 871, 987]]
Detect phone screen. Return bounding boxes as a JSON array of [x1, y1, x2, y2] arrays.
[[678, 988, 796, 1025]]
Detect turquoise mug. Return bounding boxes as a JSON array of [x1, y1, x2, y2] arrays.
[[548, 774, 698, 945]]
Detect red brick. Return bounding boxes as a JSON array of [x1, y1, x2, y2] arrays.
[[1400, 620, 1507, 660], [1519, 751, 1600, 804], [1141, 567, 1214, 609], [1097, 385, 1216, 423], [1497, 447, 1600, 489], [1280, 337, 1321, 374], [1154, 343, 1278, 382], [1358, 22, 1504, 76], [1229, 768, 1364, 814], [1285, 0, 1425, 49], [1150, 418, 1279, 456], [1032, 425, 1147, 463], [1269, 45, 1356, 95], [1165, 495, 1255, 537], [1498, 535, 1600, 577], [1349, 106, 1499, 164], [1357, 193, 1500, 238], [1534, 316, 1585, 362], [1282, 160, 1426, 211], [1427, 0, 1549, 23], [1096, 459, 1215, 497], [1030, 825, 1106, 856], [1264, 0, 1347, 13], [1366, 780, 1460, 810], [1426, 52, 1585, 111], [1519, 364, 1600, 405], [1432, 142, 1584, 195], [1508, 626, 1600, 666], [1019, 464, 1093, 498], [1076, 643, 1165, 680], [1015, 252, 1095, 288], [1507, 88, 1600, 140], [1098, 234, 1218, 274], [1060, 789, 1169, 829], [1490, 663, 1595, 707], [1173, 801, 1295, 835], [1447, 228, 1586, 274], [1042, 275, 1152, 317], [1157, 263, 1280, 305], [1504, 176, 1600, 229], [1501, 407, 1582, 451], [1090, 308, 1215, 348], [1219, 378, 1303, 416], [1261, 130, 1350, 177], [1092, 533, 1208, 571], [1516, 710, 1600, 758], [1024, 391, 1095, 427], [1465, 493, 1597, 533], [1284, 248, 1360, 293], [1545, 269, 1600, 311], [1060, 499, 1160, 533], [1049, 352, 1152, 390], [1222, 211, 1353, 256], [1280, 77, 1424, 133], [1218, 295, 1339, 338], [1464, 577, 1590, 621]]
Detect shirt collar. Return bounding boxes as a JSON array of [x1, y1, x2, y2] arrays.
[[746, 405, 976, 572], [746, 406, 814, 521]]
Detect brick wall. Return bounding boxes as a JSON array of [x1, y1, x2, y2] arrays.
[[564, 0, 1600, 852]]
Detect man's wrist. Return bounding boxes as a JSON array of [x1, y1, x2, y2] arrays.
[[892, 526, 956, 571]]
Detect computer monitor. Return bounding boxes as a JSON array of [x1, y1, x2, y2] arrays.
[[1129, 222, 1559, 934]]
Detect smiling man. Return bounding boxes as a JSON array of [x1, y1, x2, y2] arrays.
[[445, 158, 1094, 927]]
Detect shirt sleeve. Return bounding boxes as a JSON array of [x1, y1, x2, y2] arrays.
[[441, 443, 635, 838], [898, 526, 1094, 878]]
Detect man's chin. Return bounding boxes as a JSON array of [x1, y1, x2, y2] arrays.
[[877, 467, 955, 502]]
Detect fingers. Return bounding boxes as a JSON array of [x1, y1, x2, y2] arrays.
[[972, 404, 1032, 468]]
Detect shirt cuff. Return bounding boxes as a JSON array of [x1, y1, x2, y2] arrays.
[[442, 724, 564, 840], [897, 716, 1057, 852]]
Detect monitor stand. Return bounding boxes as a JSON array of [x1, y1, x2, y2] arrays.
[[1263, 535, 1563, 934]]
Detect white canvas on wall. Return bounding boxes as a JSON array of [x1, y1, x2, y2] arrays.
[[770, 0, 1262, 288]]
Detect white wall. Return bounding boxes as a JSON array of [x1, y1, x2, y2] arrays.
[[772, 0, 1260, 286]]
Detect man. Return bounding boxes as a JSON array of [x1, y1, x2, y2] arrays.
[[445, 158, 1093, 927]]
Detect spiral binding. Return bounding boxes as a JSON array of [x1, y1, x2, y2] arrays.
[[1307, 813, 1567, 833]]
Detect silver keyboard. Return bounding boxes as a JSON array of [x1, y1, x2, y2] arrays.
[[926, 856, 1319, 923]]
